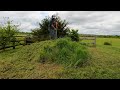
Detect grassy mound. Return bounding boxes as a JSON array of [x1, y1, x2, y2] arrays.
[[40, 38, 90, 67]]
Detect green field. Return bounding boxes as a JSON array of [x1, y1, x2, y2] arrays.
[[0, 37, 120, 79]]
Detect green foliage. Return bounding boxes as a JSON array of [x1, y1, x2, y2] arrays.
[[104, 42, 112, 45], [40, 38, 90, 67], [0, 18, 19, 50], [68, 29, 79, 42], [90, 34, 120, 38], [31, 17, 52, 41], [56, 17, 69, 38], [31, 15, 69, 41]]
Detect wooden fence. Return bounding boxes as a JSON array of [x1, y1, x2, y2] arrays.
[[0, 35, 97, 50], [0, 36, 33, 50], [79, 35, 96, 47]]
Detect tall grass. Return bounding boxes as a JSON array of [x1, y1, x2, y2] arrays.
[[40, 38, 90, 67]]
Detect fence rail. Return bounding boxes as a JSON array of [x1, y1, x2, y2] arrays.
[[0, 43, 25, 50], [0, 36, 33, 50], [79, 35, 96, 47]]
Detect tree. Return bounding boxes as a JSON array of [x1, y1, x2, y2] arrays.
[[31, 15, 69, 41], [0, 18, 19, 50]]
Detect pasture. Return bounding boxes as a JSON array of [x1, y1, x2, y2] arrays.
[[0, 37, 120, 79]]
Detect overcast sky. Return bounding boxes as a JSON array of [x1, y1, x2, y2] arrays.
[[0, 11, 120, 35]]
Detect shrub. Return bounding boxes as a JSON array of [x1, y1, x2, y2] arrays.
[[104, 42, 112, 45], [31, 15, 70, 41], [68, 29, 79, 42], [0, 18, 19, 50], [39, 38, 90, 67]]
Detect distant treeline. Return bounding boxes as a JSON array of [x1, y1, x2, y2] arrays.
[[18, 32, 32, 35], [18, 32, 120, 38], [80, 34, 120, 38]]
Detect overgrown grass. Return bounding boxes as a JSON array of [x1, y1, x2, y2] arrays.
[[0, 37, 120, 79], [40, 38, 90, 67]]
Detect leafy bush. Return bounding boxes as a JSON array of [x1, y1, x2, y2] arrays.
[[31, 15, 70, 41], [0, 18, 19, 50], [104, 42, 112, 45], [68, 29, 79, 42], [39, 38, 90, 67]]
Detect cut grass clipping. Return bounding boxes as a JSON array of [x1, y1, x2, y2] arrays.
[[40, 38, 90, 67], [104, 42, 112, 45]]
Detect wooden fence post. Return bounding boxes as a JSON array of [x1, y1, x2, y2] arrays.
[[13, 40, 15, 49], [94, 35, 96, 47], [23, 38, 26, 46], [3, 44, 5, 51]]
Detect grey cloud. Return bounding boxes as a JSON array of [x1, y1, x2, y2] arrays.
[[0, 11, 120, 35], [58, 11, 120, 35]]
